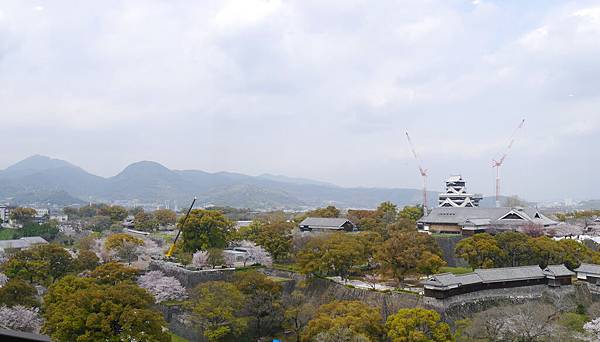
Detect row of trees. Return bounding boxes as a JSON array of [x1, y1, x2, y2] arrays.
[[189, 270, 451, 342], [62, 204, 177, 232], [555, 209, 600, 222], [455, 231, 600, 269]]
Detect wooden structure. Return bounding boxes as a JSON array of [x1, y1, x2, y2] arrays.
[[544, 264, 575, 287], [575, 263, 600, 285], [423, 264, 572, 299], [418, 207, 557, 235], [298, 217, 356, 232]]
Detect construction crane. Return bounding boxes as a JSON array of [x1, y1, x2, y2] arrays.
[[492, 119, 525, 207], [406, 132, 428, 214], [165, 197, 197, 258]]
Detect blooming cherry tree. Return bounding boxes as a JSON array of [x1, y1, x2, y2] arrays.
[[137, 270, 187, 303], [0, 305, 43, 333]]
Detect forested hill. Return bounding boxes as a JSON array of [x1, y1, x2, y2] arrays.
[[0, 155, 438, 209]]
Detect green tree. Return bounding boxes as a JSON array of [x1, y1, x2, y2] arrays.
[[2, 244, 73, 285], [99, 205, 128, 222], [376, 201, 398, 224], [134, 210, 159, 231], [283, 290, 315, 342], [302, 300, 385, 342], [315, 327, 370, 342], [296, 206, 341, 222], [0, 278, 38, 307], [43, 275, 170, 342], [558, 239, 594, 269], [237, 220, 263, 241], [495, 231, 533, 267], [254, 221, 293, 261], [207, 248, 225, 268], [417, 251, 446, 276], [297, 233, 368, 280], [529, 236, 564, 268], [398, 205, 424, 221], [188, 281, 248, 342], [87, 215, 112, 232], [9, 207, 37, 224], [234, 271, 283, 338], [19, 221, 60, 242], [455, 233, 504, 269], [376, 231, 445, 283], [154, 209, 177, 226], [386, 308, 452, 342], [181, 209, 233, 252], [104, 233, 144, 265], [89, 262, 138, 285], [74, 250, 100, 272]]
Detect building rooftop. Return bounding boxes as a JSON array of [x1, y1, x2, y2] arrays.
[[419, 207, 557, 227], [575, 263, 600, 275], [0, 236, 48, 251], [475, 265, 545, 283], [543, 264, 575, 277], [299, 217, 352, 228], [423, 264, 562, 289]]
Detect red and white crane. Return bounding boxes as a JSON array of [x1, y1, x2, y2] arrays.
[[492, 119, 525, 207], [406, 132, 428, 214]]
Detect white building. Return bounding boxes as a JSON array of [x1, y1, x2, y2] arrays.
[[438, 175, 483, 208]]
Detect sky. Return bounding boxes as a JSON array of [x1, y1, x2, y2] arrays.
[[0, 0, 599, 201]]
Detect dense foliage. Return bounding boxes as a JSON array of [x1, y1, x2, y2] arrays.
[[43, 272, 170, 342], [455, 232, 600, 269], [181, 209, 233, 252]]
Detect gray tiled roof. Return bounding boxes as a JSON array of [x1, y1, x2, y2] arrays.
[[299, 217, 352, 228], [418, 207, 557, 226], [475, 265, 545, 282], [20, 236, 48, 244], [0, 240, 29, 249], [543, 264, 575, 277], [0, 236, 48, 250], [575, 263, 600, 275]]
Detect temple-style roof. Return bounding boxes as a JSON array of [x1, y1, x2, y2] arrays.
[[475, 265, 545, 283], [298, 217, 353, 229], [575, 263, 600, 276], [543, 264, 575, 278], [419, 207, 557, 227], [423, 264, 571, 290]]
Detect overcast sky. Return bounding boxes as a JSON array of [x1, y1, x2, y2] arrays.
[[0, 0, 599, 201]]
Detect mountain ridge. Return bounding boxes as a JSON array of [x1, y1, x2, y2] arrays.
[[0, 155, 448, 209]]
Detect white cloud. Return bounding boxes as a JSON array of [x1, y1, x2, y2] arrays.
[[0, 0, 598, 199]]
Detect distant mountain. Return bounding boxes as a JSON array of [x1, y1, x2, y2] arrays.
[[257, 173, 336, 187], [0, 155, 441, 209]]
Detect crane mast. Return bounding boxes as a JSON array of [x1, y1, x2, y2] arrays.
[[492, 119, 525, 207], [406, 132, 428, 214], [165, 197, 197, 258]]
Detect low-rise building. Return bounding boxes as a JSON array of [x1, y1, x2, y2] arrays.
[[544, 264, 575, 287], [575, 263, 600, 285], [0, 236, 48, 253], [298, 217, 356, 232], [423, 264, 572, 299], [418, 207, 557, 235]]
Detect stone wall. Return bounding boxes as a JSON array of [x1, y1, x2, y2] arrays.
[[423, 283, 593, 322], [148, 260, 234, 288], [433, 235, 468, 267], [260, 269, 422, 319]]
